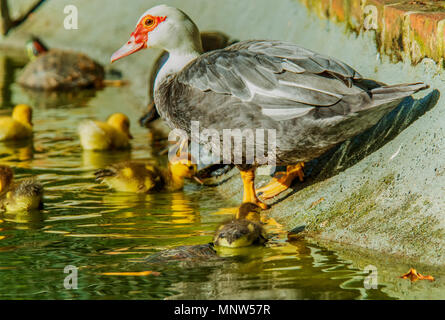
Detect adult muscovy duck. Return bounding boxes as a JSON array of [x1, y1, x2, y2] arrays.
[[111, 5, 428, 209]]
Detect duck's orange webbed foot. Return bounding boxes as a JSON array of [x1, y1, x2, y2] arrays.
[[240, 169, 269, 210], [256, 162, 305, 200]]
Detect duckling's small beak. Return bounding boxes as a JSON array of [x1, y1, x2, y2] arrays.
[[193, 176, 204, 185]]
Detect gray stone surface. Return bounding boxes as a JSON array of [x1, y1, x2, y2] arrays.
[[0, 0, 443, 265]]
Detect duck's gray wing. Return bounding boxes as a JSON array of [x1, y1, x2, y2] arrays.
[[227, 40, 362, 86], [175, 40, 370, 121]]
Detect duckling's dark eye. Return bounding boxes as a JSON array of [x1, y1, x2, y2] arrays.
[[188, 166, 194, 170]]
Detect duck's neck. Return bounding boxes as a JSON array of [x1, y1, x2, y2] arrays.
[[154, 46, 202, 91]]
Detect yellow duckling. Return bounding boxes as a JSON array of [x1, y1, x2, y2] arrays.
[[213, 203, 267, 248], [94, 157, 201, 193], [0, 104, 33, 141], [78, 113, 133, 151], [0, 165, 43, 212]]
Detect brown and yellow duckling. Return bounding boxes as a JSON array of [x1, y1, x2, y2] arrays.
[[0, 165, 43, 212], [213, 203, 267, 248], [145, 203, 266, 263], [94, 156, 201, 193], [0, 104, 33, 141], [78, 113, 132, 151]]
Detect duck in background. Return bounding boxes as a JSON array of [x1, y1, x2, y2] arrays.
[[78, 113, 132, 151], [0, 104, 33, 141], [213, 203, 267, 248], [94, 156, 202, 193], [19, 37, 126, 91], [0, 165, 43, 212]]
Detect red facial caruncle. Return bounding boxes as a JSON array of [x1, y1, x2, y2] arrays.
[[111, 15, 166, 63], [132, 15, 167, 46]]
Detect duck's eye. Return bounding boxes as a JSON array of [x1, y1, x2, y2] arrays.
[[144, 18, 155, 27]]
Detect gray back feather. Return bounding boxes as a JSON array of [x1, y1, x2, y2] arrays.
[[176, 40, 366, 121]]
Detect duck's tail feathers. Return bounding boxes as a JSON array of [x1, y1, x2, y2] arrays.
[[370, 82, 429, 104]]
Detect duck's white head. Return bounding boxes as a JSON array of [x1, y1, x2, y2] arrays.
[[111, 5, 203, 63]]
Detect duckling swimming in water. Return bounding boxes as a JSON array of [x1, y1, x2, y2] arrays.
[[78, 113, 133, 151], [145, 243, 218, 264], [0, 165, 43, 212], [213, 203, 267, 248], [0, 104, 33, 141], [94, 157, 201, 193]]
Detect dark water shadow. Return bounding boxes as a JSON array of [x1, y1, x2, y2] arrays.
[[270, 89, 440, 205], [1, 209, 46, 230]]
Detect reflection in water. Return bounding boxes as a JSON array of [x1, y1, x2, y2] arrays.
[[2, 210, 45, 230], [0, 139, 34, 163], [21, 88, 97, 109], [81, 149, 132, 170], [170, 192, 197, 225], [139, 238, 391, 300]]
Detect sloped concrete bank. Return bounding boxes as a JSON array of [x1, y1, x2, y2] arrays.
[[1, 0, 444, 265]]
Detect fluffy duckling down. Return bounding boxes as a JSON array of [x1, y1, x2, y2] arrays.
[[213, 203, 267, 248], [78, 113, 132, 151], [94, 157, 200, 193], [0, 165, 43, 212], [0, 104, 33, 141]]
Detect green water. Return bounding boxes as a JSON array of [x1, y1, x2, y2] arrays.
[[0, 52, 411, 300]]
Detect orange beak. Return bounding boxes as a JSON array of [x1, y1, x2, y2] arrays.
[[111, 35, 146, 63], [111, 15, 166, 63]]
